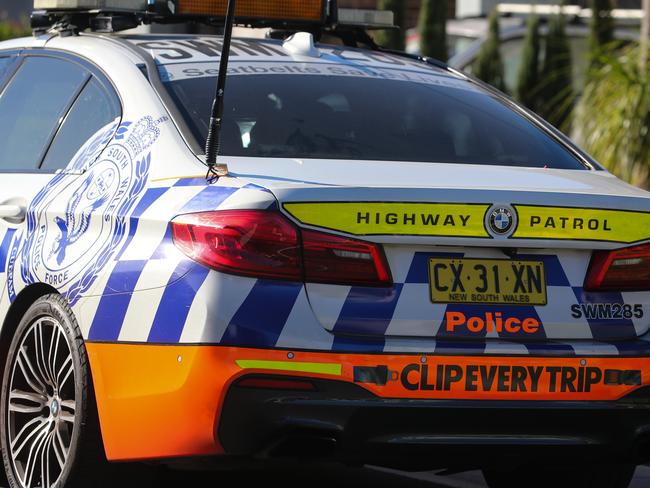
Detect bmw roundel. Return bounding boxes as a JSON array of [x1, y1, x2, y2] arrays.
[[491, 208, 512, 233], [486, 205, 517, 237]]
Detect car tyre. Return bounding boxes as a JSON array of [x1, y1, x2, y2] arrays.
[[0, 294, 109, 488], [483, 463, 636, 488]]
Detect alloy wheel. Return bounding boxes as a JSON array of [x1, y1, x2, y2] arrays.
[[6, 316, 76, 488]]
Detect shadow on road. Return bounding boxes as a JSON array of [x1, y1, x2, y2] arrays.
[[146, 463, 650, 488], [158, 466, 435, 487], [150, 464, 471, 488], [5, 462, 650, 488]]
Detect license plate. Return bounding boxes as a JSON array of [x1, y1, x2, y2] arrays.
[[428, 258, 547, 305]]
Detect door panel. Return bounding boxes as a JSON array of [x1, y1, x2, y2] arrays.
[[0, 53, 120, 313]]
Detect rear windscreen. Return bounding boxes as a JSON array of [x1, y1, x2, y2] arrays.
[[163, 67, 585, 169]]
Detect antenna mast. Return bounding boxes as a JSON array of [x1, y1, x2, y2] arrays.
[[204, 0, 236, 180]]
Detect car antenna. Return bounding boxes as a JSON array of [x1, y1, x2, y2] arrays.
[[204, 0, 236, 183]]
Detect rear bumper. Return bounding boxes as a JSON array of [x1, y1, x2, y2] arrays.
[[220, 375, 650, 470], [85, 343, 650, 464]]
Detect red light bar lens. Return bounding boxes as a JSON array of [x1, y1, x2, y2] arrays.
[[585, 243, 650, 291], [175, 0, 326, 22]]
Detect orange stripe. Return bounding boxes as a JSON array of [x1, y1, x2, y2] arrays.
[[87, 343, 650, 460], [87, 343, 233, 461]]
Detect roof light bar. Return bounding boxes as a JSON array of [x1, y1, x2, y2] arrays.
[[33, 0, 147, 11], [171, 0, 327, 23], [337, 8, 395, 29], [31, 0, 395, 33]]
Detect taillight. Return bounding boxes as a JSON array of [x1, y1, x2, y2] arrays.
[[302, 230, 392, 286], [585, 243, 650, 291], [171, 210, 301, 280], [171, 210, 392, 286]]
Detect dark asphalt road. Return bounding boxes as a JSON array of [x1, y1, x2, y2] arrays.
[[2, 462, 650, 487], [141, 464, 650, 488]]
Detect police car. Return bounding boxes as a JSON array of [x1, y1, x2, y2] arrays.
[[0, 1, 649, 487]]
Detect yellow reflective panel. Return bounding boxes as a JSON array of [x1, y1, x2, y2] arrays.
[[176, 0, 326, 22], [283, 202, 491, 238], [514, 206, 650, 244], [235, 360, 342, 376]]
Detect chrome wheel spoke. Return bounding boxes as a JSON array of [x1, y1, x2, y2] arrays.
[[59, 400, 75, 424], [52, 426, 67, 469], [22, 425, 51, 488], [59, 412, 75, 424], [47, 325, 62, 389], [16, 347, 47, 396], [9, 390, 46, 414], [33, 321, 53, 387], [11, 417, 49, 458], [40, 433, 53, 488], [56, 356, 73, 391]]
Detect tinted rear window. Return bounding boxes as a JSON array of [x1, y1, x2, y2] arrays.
[[164, 69, 584, 169], [42, 78, 121, 171], [0, 56, 15, 85]]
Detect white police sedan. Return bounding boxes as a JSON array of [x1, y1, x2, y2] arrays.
[[0, 1, 649, 488]]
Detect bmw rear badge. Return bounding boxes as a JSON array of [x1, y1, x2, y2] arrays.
[[485, 205, 517, 238]]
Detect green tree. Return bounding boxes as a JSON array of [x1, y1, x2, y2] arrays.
[[516, 14, 541, 112], [419, 0, 447, 61], [473, 10, 505, 91], [641, 0, 649, 70], [589, 0, 614, 63], [0, 22, 30, 42], [575, 45, 650, 187], [375, 0, 406, 51], [538, 8, 573, 129]]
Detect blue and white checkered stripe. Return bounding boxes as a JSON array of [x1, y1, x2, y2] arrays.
[[70, 177, 277, 341], [78, 231, 650, 357], [309, 248, 647, 336], [9, 171, 650, 357], [0, 227, 16, 295]]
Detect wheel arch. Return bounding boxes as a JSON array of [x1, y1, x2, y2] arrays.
[[0, 283, 59, 371]]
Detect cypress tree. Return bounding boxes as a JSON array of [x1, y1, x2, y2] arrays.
[[589, 0, 614, 60], [419, 0, 447, 61], [539, 8, 574, 128], [516, 14, 542, 112], [473, 9, 506, 91], [375, 0, 407, 51]]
